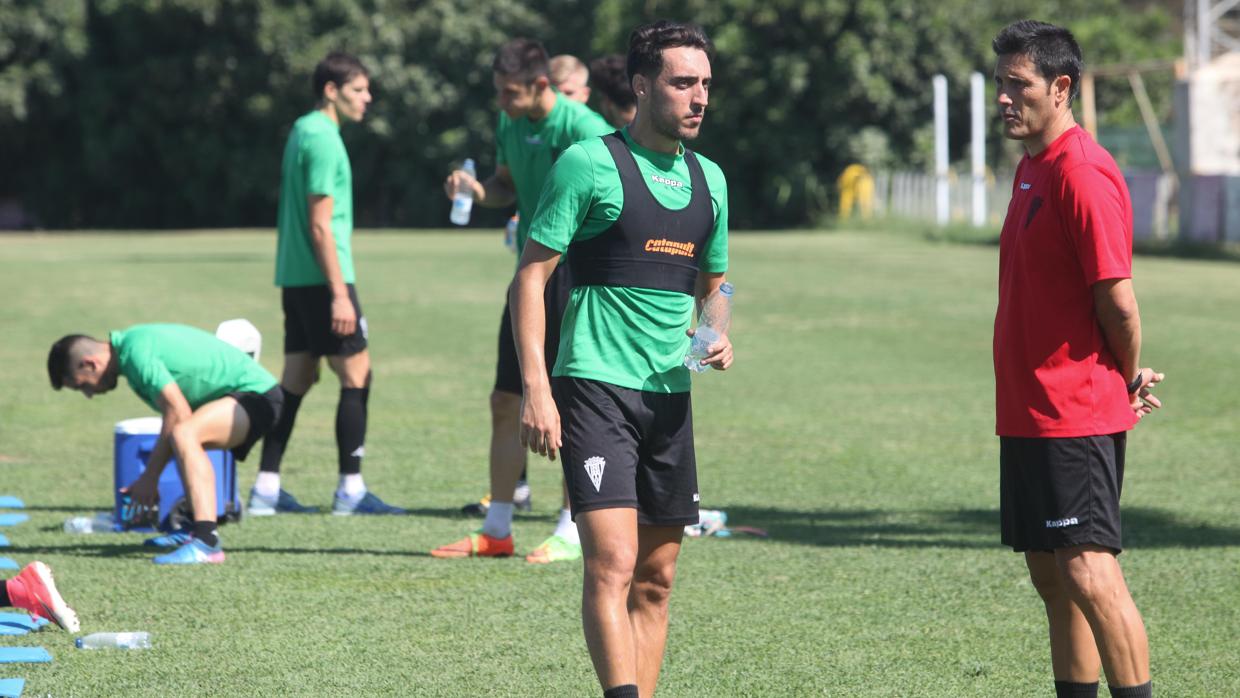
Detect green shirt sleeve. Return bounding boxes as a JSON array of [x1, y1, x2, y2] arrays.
[[572, 110, 615, 142], [701, 160, 729, 273], [527, 143, 597, 253], [302, 132, 340, 197]]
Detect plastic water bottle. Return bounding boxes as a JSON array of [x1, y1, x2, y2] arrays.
[[450, 158, 476, 226], [684, 282, 734, 373], [75, 632, 152, 650], [685, 509, 728, 537], [63, 512, 115, 534], [504, 214, 519, 252]]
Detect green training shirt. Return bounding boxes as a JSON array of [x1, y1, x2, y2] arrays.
[[275, 110, 356, 287], [527, 128, 729, 393], [111, 324, 278, 412], [495, 92, 612, 255]]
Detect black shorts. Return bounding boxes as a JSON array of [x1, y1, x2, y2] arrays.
[[553, 376, 699, 527], [494, 263, 574, 395], [1000, 433, 1127, 553], [282, 284, 369, 357], [228, 387, 284, 461]]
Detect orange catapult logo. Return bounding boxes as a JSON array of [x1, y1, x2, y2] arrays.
[[644, 238, 696, 258]]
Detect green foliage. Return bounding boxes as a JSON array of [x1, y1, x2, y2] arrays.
[[0, 0, 1179, 228]]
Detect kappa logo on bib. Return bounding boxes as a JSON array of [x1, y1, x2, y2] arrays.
[[583, 456, 606, 492]]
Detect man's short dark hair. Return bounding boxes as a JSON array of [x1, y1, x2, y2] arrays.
[[47, 334, 91, 390], [492, 38, 550, 84], [590, 54, 636, 110], [626, 20, 714, 87], [313, 52, 369, 100], [992, 20, 1083, 104]]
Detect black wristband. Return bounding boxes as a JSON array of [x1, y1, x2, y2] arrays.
[[1126, 373, 1144, 394]]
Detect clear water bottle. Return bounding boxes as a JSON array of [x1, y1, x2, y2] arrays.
[[684, 282, 734, 373], [684, 509, 728, 537], [75, 632, 152, 650], [504, 214, 519, 252], [63, 512, 115, 534], [450, 158, 476, 226]]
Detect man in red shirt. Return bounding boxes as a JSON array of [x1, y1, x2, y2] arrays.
[[992, 20, 1165, 698]]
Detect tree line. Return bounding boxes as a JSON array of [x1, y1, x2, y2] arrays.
[[0, 0, 1178, 229]]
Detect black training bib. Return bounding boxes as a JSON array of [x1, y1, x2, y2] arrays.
[[568, 131, 714, 295]]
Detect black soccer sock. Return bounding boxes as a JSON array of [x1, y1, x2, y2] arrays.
[[0, 580, 11, 608], [519, 466, 528, 482], [192, 521, 219, 548], [1109, 682, 1152, 698], [1056, 680, 1099, 697], [337, 386, 367, 475], [602, 685, 638, 698], [259, 388, 305, 474]]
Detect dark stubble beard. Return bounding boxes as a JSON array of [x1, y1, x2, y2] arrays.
[[652, 102, 702, 143]]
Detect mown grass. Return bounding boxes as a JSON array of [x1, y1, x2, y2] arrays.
[[0, 228, 1235, 696]]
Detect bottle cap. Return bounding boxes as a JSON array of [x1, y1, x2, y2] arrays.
[[719, 282, 734, 296], [74, 638, 84, 649]]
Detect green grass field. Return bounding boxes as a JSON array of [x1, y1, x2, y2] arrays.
[[0, 228, 1236, 696]]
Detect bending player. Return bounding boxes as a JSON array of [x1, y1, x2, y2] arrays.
[[48, 324, 283, 565]]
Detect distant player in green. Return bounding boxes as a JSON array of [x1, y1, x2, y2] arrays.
[[47, 324, 284, 565], [260, 52, 404, 517], [512, 22, 731, 698], [434, 39, 612, 563]]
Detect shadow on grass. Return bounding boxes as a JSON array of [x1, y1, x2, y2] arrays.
[[716, 506, 1240, 549], [5, 543, 154, 558]]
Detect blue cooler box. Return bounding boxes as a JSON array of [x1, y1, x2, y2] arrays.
[[113, 417, 242, 531]]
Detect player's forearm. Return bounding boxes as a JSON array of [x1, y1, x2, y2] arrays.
[[512, 269, 550, 392], [1095, 285, 1142, 382], [309, 222, 348, 297]]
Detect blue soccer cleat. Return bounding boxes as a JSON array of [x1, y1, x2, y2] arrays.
[[332, 491, 406, 516], [152, 538, 225, 565], [247, 488, 320, 516], [144, 529, 192, 547]]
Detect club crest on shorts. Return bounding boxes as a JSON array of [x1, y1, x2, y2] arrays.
[[583, 456, 606, 492]]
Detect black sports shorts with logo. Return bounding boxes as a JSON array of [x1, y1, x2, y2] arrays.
[[1000, 433, 1127, 553], [281, 283, 368, 357], [494, 263, 573, 395], [228, 386, 285, 461], [553, 376, 700, 527]]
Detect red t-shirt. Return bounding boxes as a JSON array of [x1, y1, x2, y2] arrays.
[[994, 126, 1137, 437]]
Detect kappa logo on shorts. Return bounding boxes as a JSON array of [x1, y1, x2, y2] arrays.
[[359, 316, 369, 340], [583, 456, 606, 492], [1045, 516, 1080, 529], [350, 445, 365, 458]]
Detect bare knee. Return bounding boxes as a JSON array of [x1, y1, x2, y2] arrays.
[[631, 562, 677, 608], [584, 548, 637, 595], [1057, 555, 1118, 609], [1026, 552, 1068, 605], [169, 422, 200, 455]]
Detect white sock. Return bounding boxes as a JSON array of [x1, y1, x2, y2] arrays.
[[254, 472, 280, 498], [482, 502, 514, 539], [337, 474, 366, 499], [553, 508, 579, 545]]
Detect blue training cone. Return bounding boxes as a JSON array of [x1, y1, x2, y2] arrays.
[[0, 559, 18, 571], [0, 498, 23, 510], [0, 615, 47, 632], [0, 647, 50, 663], [0, 535, 10, 548], [0, 515, 28, 528], [0, 677, 23, 697]]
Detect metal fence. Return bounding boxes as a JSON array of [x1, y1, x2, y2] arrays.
[[873, 168, 1186, 242]]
